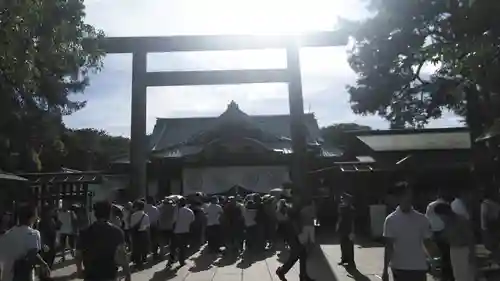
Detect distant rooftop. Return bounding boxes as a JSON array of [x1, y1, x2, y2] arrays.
[[352, 127, 470, 151]]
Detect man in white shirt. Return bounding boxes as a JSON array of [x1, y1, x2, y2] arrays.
[[130, 200, 150, 267], [383, 183, 436, 281], [167, 198, 194, 267], [426, 190, 454, 281], [145, 197, 160, 258], [451, 189, 470, 220], [0, 205, 50, 281], [122, 202, 133, 247], [205, 196, 223, 253], [57, 205, 77, 260]]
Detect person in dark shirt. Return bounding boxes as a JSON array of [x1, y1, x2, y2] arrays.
[[76, 201, 131, 281], [337, 193, 356, 268], [38, 206, 58, 269], [276, 198, 315, 281]]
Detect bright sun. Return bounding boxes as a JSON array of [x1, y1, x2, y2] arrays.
[[180, 0, 346, 34]]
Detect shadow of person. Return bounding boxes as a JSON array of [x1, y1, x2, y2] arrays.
[[214, 251, 240, 267], [189, 248, 219, 272], [149, 265, 180, 281], [345, 266, 371, 281], [236, 251, 258, 269], [51, 257, 75, 270], [50, 271, 78, 281]]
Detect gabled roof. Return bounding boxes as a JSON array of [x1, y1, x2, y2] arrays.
[[150, 101, 323, 152]]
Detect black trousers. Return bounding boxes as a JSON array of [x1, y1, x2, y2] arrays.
[[59, 233, 75, 251], [339, 234, 355, 265], [392, 269, 427, 281], [41, 234, 57, 268], [161, 229, 173, 248], [434, 232, 454, 281], [150, 225, 159, 255], [245, 225, 258, 252], [206, 225, 221, 251], [169, 233, 189, 264], [280, 237, 309, 278], [131, 230, 149, 265]]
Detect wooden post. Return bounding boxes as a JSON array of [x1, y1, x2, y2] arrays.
[[286, 42, 309, 204], [131, 51, 148, 198]]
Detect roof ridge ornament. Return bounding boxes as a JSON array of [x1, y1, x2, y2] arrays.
[[227, 100, 239, 110]]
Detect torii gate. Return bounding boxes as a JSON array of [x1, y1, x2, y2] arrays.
[[98, 32, 347, 201]]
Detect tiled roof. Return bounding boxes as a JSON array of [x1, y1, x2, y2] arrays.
[[150, 102, 323, 152]]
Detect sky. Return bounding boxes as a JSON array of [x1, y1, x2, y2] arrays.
[[63, 0, 463, 137]]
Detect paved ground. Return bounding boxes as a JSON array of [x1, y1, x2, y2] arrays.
[[49, 236, 500, 281], [50, 245, 335, 281]]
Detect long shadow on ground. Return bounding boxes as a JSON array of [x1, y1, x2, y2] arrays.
[[189, 248, 220, 272], [307, 245, 342, 281]]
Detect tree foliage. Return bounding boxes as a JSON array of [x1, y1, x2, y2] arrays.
[[0, 0, 105, 171], [345, 0, 500, 129]]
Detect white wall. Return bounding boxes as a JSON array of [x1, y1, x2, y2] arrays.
[[182, 166, 290, 195]]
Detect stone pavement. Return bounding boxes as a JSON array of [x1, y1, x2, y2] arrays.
[[49, 238, 500, 281], [50, 245, 337, 281], [320, 240, 500, 281]]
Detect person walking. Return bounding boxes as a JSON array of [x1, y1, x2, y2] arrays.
[[0, 204, 51, 281], [57, 203, 78, 261], [382, 182, 437, 281], [480, 188, 500, 263], [205, 196, 223, 253], [75, 201, 131, 281], [426, 189, 454, 281], [130, 200, 150, 268], [158, 199, 176, 256], [434, 203, 476, 281], [337, 193, 355, 268], [145, 196, 160, 258], [167, 198, 194, 267], [276, 197, 315, 281], [38, 206, 58, 269]]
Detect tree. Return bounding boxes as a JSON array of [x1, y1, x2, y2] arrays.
[[55, 129, 130, 171], [344, 0, 499, 131], [0, 0, 105, 171], [321, 123, 371, 148]]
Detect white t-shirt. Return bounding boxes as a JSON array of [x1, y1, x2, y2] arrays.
[[144, 204, 160, 225], [58, 210, 76, 234], [173, 207, 194, 234], [451, 198, 470, 220], [383, 207, 432, 270], [130, 211, 150, 232], [244, 208, 257, 227], [0, 226, 42, 281], [426, 199, 446, 232], [122, 209, 131, 230], [205, 203, 223, 226]]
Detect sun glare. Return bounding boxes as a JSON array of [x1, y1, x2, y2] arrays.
[[181, 0, 344, 34]]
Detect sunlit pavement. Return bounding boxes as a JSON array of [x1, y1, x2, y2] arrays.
[[50, 245, 334, 281], [49, 238, 500, 281]]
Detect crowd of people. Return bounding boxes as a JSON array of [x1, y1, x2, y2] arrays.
[[0, 187, 318, 281], [4, 180, 500, 281], [333, 182, 500, 281]]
